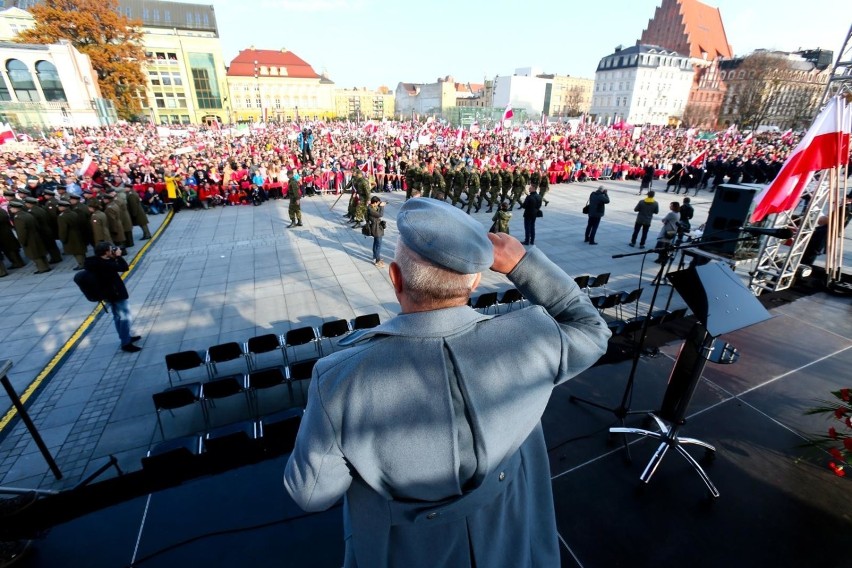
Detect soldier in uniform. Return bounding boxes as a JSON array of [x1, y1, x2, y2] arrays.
[[353, 169, 371, 228], [112, 188, 135, 248], [465, 166, 481, 214], [101, 193, 125, 246], [479, 167, 492, 213], [430, 167, 446, 201], [57, 200, 86, 270], [343, 168, 363, 222], [8, 200, 50, 273], [286, 170, 303, 228], [0, 192, 24, 268], [500, 168, 513, 206], [88, 198, 111, 246], [510, 167, 527, 211], [125, 187, 152, 240], [23, 196, 62, 264], [70, 193, 93, 249], [451, 165, 467, 207], [487, 166, 502, 213], [538, 170, 550, 207], [42, 188, 61, 243], [404, 162, 420, 200]]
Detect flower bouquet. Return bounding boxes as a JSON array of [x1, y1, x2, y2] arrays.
[[805, 388, 851, 477]]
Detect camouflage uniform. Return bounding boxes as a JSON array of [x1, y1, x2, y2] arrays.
[[539, 174, 550, 206], [430, 169, 446, 201], [451, 166, 467, 207], [466, 169, 481, 214], [287, 176, 302, 227]]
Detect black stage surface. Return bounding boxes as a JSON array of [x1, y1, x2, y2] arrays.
[[12, 285, 852, 568]]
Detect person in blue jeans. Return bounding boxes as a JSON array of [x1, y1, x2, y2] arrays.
[[367, 196, 386, 268], [84, 242, 142, 352]]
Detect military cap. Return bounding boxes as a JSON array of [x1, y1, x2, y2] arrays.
[[17, 188, 32, 197], [67, 193, 81, 200], [43, 189, 55, 196], [86, 199, 100, 208], [26, 175, 38, 183], [57, 200, 71, 207], [7, 200, 24, 208], [2, 190, 15, 198], [24, 196, 39, 204], [101, 193, 114, 200], [396, 198, 493, 274]]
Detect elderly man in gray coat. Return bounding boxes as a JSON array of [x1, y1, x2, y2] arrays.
[[284, 198, 610, 567]]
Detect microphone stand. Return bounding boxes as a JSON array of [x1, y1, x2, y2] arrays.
[[570, 235, 753, 463]]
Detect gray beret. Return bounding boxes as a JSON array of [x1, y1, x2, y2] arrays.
[[397, 198, 493, 274]]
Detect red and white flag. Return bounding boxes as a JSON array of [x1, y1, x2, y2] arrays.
[[497, 104, 514, 131], [470, 121, 480, 134], [743, 132, 754, 144], [0, 123, 15, 145], [750, 96, 852, 223], [78, 154, 98, 177], [689, 150, 708, 168]]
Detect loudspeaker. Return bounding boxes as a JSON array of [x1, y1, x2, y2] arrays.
[[700, 184, 758, 255]]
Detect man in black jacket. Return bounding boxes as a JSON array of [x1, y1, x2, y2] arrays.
[[520, 185, 543, 246], [584, 186, 610, 245], [84, 242, 142, 352]]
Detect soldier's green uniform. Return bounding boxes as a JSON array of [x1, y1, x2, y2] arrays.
[[404, 164, 420, 200], [430, 169, 446, 201], [343, 170, 360, 221], [87, 199, 111, 245], [488, 168, 502, 212], [500, 169, 513, 205], [43, 193, 60, 242], [115, 190, 135, 247], [443, 168, 455, 201], [72, 196, 93, 247], [25, 199, 62, 263], [539, 174, 550, 206], [103, 197, 125, 246], [287, 174, 303, 227], [479, 169, 492, 213], [352, 174, 370, 226], [466, 169, 481, 214], [510, 169, 528, 211], [9, 203, 50, 273], [0, 206, 24, 268], [451, 166, 467, 207], [57, 204, 86, 269]]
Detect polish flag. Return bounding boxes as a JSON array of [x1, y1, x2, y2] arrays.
[[78, 154, 99, 177], [0, 123, 15, 145], [743, 132, 754, 144], [689, 150, 708, 168], [750, 96, 852, 223], [499, 104, 514, 130]]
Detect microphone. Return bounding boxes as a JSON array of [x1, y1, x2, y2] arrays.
[[738, 226, 794, 239]]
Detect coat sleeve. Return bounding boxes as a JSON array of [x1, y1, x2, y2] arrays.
[[284, 376, 352, 511], [507, 248, 610, 382]]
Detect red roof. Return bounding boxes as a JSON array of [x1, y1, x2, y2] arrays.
[[226, 49, 320, 79], [640, 0, 732, 60]]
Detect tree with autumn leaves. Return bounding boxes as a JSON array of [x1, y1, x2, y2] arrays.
[[15, 0, 146, 120]]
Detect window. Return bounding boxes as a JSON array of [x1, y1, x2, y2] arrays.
[[35, 60, 66, 102], [189, 53, 222, 109], [6, 59, 39, 102], [164, 10, 171, 23]]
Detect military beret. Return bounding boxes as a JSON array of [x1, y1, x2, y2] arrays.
[[57, 200, 71, 207], [396, 198, 493, 274], [7, 200, 24, 208], [24, 196, 38, 204]]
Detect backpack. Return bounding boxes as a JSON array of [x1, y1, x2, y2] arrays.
[[74, 269, 104, 303]]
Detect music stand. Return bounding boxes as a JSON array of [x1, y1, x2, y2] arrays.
[[610, 261, 770, 498]]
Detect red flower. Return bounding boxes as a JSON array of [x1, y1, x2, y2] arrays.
[[846, 417, 852, 429], [835, 407, 847, 419], [845, 438, 852, 451], [828, 427, 838, 439], [830, 448, 843, 460], [841, 388, 850, 402], [829, 462, 846, 477]]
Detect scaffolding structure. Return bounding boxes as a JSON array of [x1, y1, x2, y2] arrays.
[[748, 26, 852, 295]]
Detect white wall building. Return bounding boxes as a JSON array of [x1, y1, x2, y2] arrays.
[[492, 73, 548, 115], [590, 44, 693, 126]]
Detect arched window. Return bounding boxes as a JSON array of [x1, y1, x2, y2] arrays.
[[36, 60, 67, 102], [6, 59, 39, 102]]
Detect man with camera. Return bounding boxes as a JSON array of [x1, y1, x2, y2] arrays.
[[84, 242, 142, 353], [285, 198, 610, 567]]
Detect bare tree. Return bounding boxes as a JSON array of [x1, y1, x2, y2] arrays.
[[729, 52, 792, 130], [564, 86, 584, 117]]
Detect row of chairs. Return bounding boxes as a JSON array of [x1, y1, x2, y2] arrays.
[[590, 288, 645, 321], [153, 359, 318, 440], [469, 288, 526, 315], [605, 307, 689, 338], [575, 272, 611, 294], [143, 408, 304, 479], [164, 313, 381, 387]]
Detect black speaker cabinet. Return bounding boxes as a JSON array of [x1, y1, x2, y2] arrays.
[[699, 184, 760, 255]]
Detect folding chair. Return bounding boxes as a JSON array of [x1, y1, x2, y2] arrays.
[[165, 350, 207, 387], [593, 293, 621, 318], [141, 435, 203, 481], [152, 382, 207, 441], [246, 367, 291, 417], [288, 358, 318, 407], [616, 288, 644, 320], [352, 313, 381, 330], [245, 333, 286, 371], [472, 292, 500, 314], [319, 319, 351, 354], [206, 342, 249, 378], [203, 374, 251, 427], [588, 272, 611, 294], [260, 408, 303, 456], [203, 420, 261, 465], [499, 288, 525, 312], [573, 275, 591, 291], [283, 326, 322, 364]]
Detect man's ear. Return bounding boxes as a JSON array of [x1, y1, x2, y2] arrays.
[[470, 272, 481, 293], [389, 262, 404, 295]]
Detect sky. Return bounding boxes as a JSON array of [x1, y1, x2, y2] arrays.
[[202, 0, 850, 89]]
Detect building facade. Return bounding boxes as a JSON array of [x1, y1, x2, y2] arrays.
[[639, 0, 733, 129], [492, 71, 548, 116], [540, 74, 594, 117], [334, 86, 394, 120], [394, 76, 458, 117], [589, 44, 693, 126]]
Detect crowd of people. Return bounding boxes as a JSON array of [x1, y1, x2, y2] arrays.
[[0, 117, 807, 275]]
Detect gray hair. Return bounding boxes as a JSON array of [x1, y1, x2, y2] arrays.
[[394, 241, 478, 305]]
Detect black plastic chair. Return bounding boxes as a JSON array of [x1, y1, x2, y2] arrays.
[[574, 275, 591, 291], [152, 382, 207, 440], [283, 326, 322, 364], [203, 374, 251, 427], [352, 313, 381, 330], [246, 367, 291, 417], [260, 408, 303, 456], [245, 333, 286, 370], [288, 358, 318, 407], [499, 288, 525, 311], [206, 342, 249, 378], [472, 292, 500, 314], [203, 420, 261, 464], [617, 288, 644, 320], [319, 319, 351, 353], [165, 350, 207, 387], [593, 293, 621, 318], [141, 435, 203, 480], [588, 272, 611, 294]]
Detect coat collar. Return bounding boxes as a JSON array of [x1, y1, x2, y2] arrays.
[[339, 306, 491, 346]]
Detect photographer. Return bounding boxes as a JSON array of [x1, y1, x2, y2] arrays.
[[366, 196, 386, 268], [584, 185, 609, 245], [84, 242, 142, 353]]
